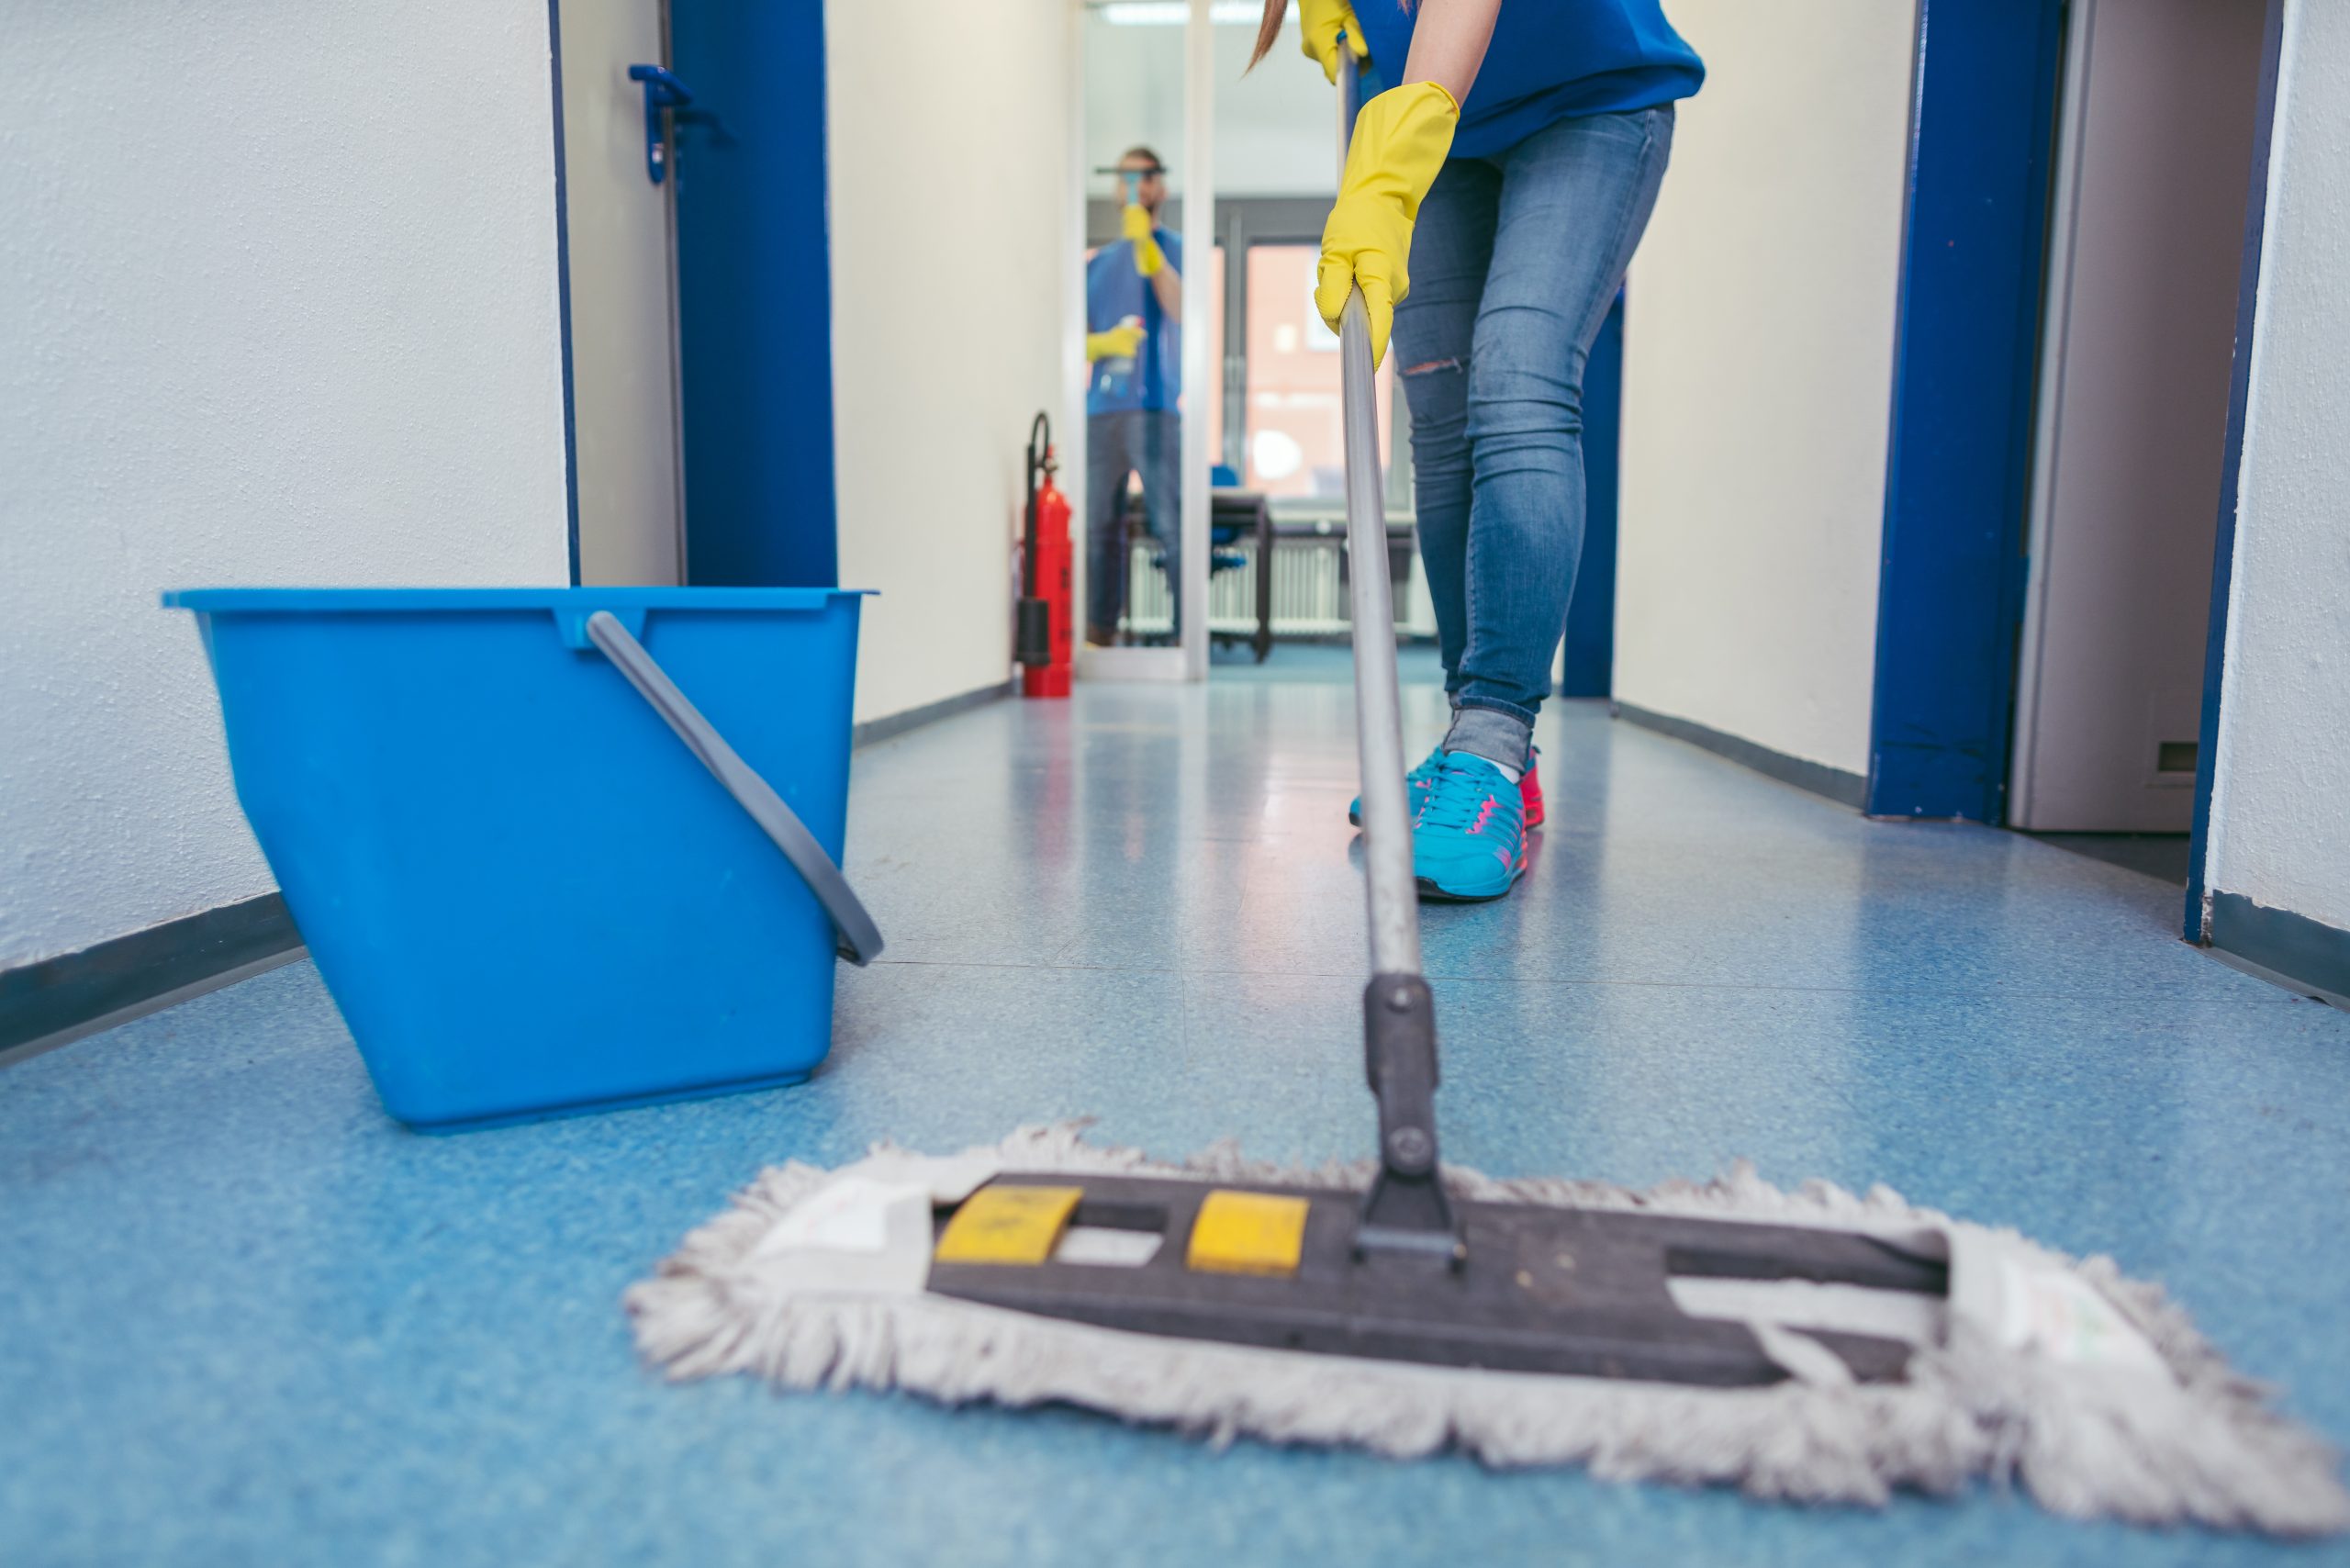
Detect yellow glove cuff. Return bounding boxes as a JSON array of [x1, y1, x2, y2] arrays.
[[1337, 80, 1460, 229], [1133, 237, 1165, 277], [1315, 81, 1460, 366]]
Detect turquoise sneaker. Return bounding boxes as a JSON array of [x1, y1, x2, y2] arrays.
[[1348, 745, 1446, 827], [1351, 745, 1548, 830], [1411, 754, 1528, 902]]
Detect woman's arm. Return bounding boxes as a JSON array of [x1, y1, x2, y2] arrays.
[[1402, 0, 1501, 106], [1122, 202, 1183, 323], [1310, 0, 1499, 365]]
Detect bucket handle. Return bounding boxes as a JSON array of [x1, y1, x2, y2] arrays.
[[586, 610, 884, 967]]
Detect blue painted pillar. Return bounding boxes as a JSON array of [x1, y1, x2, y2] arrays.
[[1865, 0, 2065, 820], [668, 3, 839, 588]]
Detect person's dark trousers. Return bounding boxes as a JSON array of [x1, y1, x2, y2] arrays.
[[1085, 409, 1182, 642]]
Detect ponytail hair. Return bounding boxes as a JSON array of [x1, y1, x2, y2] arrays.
[[1247, 1, 1291, 72]]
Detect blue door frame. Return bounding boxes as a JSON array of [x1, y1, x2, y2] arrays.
[[1864, 0, 2067, 822], [1863, 0, 2286, 947], [545, 3, 840, 589], [546, 0, 582, 585], [667, 3, 840, 588], [2185, 0, 2288, 943]]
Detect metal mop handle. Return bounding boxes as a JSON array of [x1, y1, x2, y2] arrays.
[[1337, 61, 1421, 982], [1337, 52, 1459, 1263]]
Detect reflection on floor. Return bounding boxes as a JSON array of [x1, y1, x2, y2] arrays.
[[6, 678, 2348, 1567]]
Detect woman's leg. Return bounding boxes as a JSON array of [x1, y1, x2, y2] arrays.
[[1443, 107, 1674, 771], [1391, 160, 1501, 695]]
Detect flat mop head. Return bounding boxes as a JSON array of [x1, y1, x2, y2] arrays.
[[925, 1171, 1941, 1386], [628, 1123, 2349, 1537]]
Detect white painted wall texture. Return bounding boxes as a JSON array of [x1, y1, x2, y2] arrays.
[[2205, 0, 2350, 935], [0, 4, 572, 967], [1613, 2, 1917, 777], [827, 0, 1072, 725]]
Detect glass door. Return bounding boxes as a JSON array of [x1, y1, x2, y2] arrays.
[[1074, 0, 1213, 681]]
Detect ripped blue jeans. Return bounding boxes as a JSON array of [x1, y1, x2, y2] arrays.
[[1392, 106, 1673, 768]]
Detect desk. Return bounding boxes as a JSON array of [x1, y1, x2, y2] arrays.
[[1115, 489, 1275, 662], [1213, 491, 1274, 663]]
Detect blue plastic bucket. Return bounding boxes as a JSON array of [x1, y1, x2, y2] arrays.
[[164, 588, 878, 1131]]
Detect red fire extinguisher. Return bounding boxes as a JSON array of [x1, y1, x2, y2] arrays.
[[1017, 412, 1073, 699]]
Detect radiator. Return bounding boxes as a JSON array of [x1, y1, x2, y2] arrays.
[[1120, 537, 1430, 638]]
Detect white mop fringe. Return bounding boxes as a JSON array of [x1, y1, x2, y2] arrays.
[[625, 1122, 2349, 1536]]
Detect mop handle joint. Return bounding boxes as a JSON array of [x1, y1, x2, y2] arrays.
[[1356, 974, 1462, 1262]]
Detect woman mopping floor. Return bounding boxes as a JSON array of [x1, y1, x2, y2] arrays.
[[1306, 0, 1695, 900], [629, 4, 2349, 1534]]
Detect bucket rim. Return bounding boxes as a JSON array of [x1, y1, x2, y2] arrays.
[[163, 587, 871, 614]]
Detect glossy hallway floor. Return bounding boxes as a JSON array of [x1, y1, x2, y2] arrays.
[[7, 660, 2350, 1567]]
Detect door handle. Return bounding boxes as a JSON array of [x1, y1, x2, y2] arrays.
[[627, 64, 694, 185]]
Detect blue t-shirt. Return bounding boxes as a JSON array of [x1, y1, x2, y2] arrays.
[[1086, 230, 1184, 416], [1351, 1, 1703, 161]]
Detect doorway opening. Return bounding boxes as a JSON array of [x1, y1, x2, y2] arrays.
[[2008, 0, 2267, 886]]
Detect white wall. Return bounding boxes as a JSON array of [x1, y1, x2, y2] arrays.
[[1613, 2, 1917, 777], [827, 0, 1074, 724], [0, 3, 572, 968], [2205, 0, 2350, 935]]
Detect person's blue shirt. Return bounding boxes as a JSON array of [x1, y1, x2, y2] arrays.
[[1349, 1, 1703, 161], [1086, 230, 1184, 417]]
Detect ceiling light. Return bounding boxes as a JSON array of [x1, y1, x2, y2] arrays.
[[1099, 2, 1269, 25]]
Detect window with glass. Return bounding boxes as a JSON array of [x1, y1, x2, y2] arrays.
[[1238, 244, 1393, 498]]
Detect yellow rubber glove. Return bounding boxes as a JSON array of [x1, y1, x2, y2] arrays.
[[1123, 202, 1165, 277], [1297, 0, 1368, 85], [1086, 319, 1146, 363], [1315, 81, 1460, 368]]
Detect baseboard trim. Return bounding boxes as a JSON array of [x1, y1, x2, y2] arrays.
[[853, 679, 1015, 749], [1613, 701, 1869, 809], [0, 893, 305, 1063], [2206, 890, 2350, 1008]]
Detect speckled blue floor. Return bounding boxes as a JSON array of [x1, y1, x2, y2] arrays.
[[6, 678, 2350, 1567]]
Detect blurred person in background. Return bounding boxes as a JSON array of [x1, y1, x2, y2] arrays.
[[1084, 145, 1186, 646]]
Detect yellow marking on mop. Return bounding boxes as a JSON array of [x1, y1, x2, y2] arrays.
[[1185, 1190, 1311, 1276], [933, 1185, 1084, 1265]]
